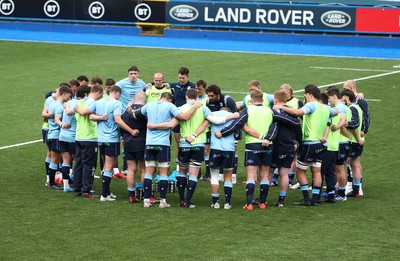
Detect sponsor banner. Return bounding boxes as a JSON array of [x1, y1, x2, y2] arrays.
[[166, 2, 356, 32], [356, 8, 400, 33], [0, 0, 74, 19]]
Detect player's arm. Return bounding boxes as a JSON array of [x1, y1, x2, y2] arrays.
[[332, 114, 347, 132], [347, 107, 360, 130], [42, 107, 53, 120], [242, 125, 261, 139], [54, 115, 63, 128], [147, 118, 180, 130], [273, 109, 301, 127], [261, 122, 278, 147], [185, 119, 210, 144], [274, 104, 305, 117], [176, 101, 203, 121], [74, 104, 91, 116], [90, 114, 108, 122], [217, 110, 248, 137], [321, 123, 330, 143], [351, 128, 364, 146], [206, 112, 240, 125], [115, 114, 140, 136], [65, 101, 75, 116]]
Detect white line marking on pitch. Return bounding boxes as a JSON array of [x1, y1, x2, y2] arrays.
[[0, 139, 42, 150], [309, 66, 393, 72]]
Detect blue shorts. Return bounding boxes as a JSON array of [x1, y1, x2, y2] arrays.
[[178, 146, 204, 164], [336, 142, 351, 165], [48, 139, 60, 152], [124, 150, 144, 161], [271, 151, 294, 169], [349, 142, 363, 159], [42, 129, 49, 144], [99, 142, 120, 157], [145, 145, 170, 163], [244, 146, 273, 166], [297, 142, 326, 163], [209, 149, 235, 169], [59, 141, 76, 154]]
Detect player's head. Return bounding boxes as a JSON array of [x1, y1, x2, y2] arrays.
[[178, 67, 189, 84], [90, 84, 104, 100], [196, 79, 207, 97], [250, 90, 263, 104], [58, 85, 73, 102], [91, 76, 103, 87], [69, 79, 80, 94], [206, 84, 221, 102], [153, 72, 164, 88], [248, 80, 261, 93], [326, 87, 341, 105], [304, 84, 320, 102], [341, 89, 355, 104], [185, 88, 198, 101], [76, 85, 91, 98], [105, 78, 115, 93], [343, 80, 357, 92], [134, 90, 146, 104], [273, 90, 287, 104], [77, 75, 89, 85], [320, 93, 329, 105], [128, 66, 140, 82], [109, 85, 122, 99], [160, 92, 173, 102], [280, 83, 293, 100]]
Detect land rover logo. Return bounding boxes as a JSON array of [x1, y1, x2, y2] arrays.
[[321, 10, 351, 28], [169, 5, 198, 22]]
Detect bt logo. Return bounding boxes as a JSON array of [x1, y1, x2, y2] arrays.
[[0, 0, 14, 16], [89, 1, 105, 19], [134, 3, 151, 21], [44, 0, 60, 18]]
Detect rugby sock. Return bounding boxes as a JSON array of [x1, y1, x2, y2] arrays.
[[176, 174, 187, 202], [48, 163, 58, 186], [246, 180, 256, 205], [259, 180, 270, 204], [311, 186, 321, 203], [185, 176, 198, 204], [212, 193, 219, 204], [224, 182, 233, 204], [128, 187, 135, 197], [288, 171, 296, 184], [300, 185, 310, 202], [143, 174, 153, 199], [205, 156, 210, 178], [233, 154, 238, 176], [271, 169, 279, 184], [352, 179, 361, 194], [102, 171, 112, 197], [159, 176, 168, 200], [61, 163, 71, 189], [45, 157, 51, 181], [279, 191, 286, 204], [347, 163, 353, 182], [328, 189, 336, 200], [338, 187, 346, 197]]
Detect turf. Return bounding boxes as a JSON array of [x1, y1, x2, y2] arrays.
[[0, 40, 399, 260]]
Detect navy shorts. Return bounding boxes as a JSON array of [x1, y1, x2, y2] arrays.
[[244, 146, 273, 166], [205, 131, 211, 145], [336, 142, 351, 165], [145, 145, 170, 162], [209, 149, 235, 169], [99, 142, 120, 157], [271, 150, 294, 169], [297, 142, 326, 163], [42, 129, 49, 144], [59, 141, 76, 154], [48, 139, 60, 152], [124, 150, 144, 161], [349, 142, 363, 159], [178, 146, 204, 164]]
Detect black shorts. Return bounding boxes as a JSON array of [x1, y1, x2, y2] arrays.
[[124, 150, 145, 161], [99, 142, 120, 157], [271, 150, 294, 169], [349, 142, 363, 159], [59, 141, 76, 154], [244, 146, 273, 166], [209, 149, 235, 169], [336, 142, 351, 165], [48, 139, 60, 152], [172, 125, 180, 134], [297, 142, 326, 163], [178, 146, 204, 164], [205, 131, 211, 145], [42, 129, 49, 144], [145, 145, 170, 162]]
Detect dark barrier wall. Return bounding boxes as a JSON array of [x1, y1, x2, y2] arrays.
[[0, 0, 398, 34]]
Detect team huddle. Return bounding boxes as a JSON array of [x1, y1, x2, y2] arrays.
[[41, 66, 370, 210]]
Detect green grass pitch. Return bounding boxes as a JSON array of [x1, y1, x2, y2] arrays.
[[0, 40, 399, 260]]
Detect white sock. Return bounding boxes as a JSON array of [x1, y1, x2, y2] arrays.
[[63, 179, 70, 189], [113, 168, 120, 174]]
